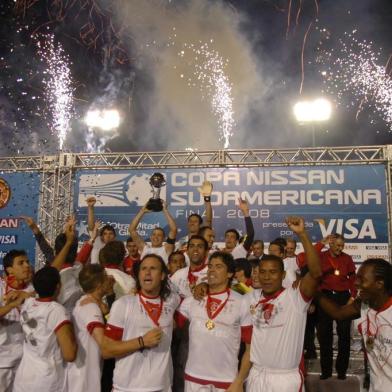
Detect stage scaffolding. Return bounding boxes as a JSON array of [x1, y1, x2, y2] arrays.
[[0, 145, 391, 264]]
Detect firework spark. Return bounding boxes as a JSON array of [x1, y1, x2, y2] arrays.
[[174, 39, 234, 149], [36, 34, 74, 149], [318, 31, 392, 130]]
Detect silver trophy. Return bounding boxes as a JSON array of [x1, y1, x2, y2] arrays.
[[146, 173, 166, 212]]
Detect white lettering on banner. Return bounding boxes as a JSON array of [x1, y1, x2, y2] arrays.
[[0, 235, 17, 244], [172, 170, 344, 187], [246, 169, 344, 185], [170, 190, 382, 206], [0, 218, 18, 228], [171, 172, 240, 186], [319, 219, 376, 240]]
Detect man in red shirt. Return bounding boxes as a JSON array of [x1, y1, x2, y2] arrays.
[[123, 237, 140, 277], [317, 234, 356, 380]]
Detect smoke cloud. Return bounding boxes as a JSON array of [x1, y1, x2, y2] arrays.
[[106, 0, 271, 150]]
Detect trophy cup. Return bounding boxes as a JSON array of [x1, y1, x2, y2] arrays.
[[146, 173, 166, 212]]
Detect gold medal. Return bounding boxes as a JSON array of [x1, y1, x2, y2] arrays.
[[366, 337, 374, 351], [250, 305, 256, 315], [334, 269, 340, 276], [205, 319, 215, 330]]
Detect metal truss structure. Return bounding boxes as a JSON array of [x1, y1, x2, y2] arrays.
[[1, 145, 391, 263]]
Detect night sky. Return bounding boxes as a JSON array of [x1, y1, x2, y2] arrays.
[[0, 0, 391, 156]]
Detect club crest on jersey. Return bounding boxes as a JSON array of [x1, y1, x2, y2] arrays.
[[262, 303, 274, 323]]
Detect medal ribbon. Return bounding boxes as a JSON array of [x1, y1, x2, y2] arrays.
[[5, 276, 28, 292], [206, 289, 230, 321], [255, 288, 285, 309], [327, 254, 340, 274], [139, 293, 163, 327], [187, 260, 207, 286]]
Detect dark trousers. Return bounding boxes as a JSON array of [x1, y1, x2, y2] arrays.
[[304, 303, 317, 354], [172, 327, 189, 392], [317, 290, 352, 376]]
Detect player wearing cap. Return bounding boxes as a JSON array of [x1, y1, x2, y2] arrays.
[[247, 216, 322, 392], [102, 254, 180, 392]]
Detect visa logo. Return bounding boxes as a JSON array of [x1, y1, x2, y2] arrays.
[[317, 219, 376, 240], [0, 235, 18, 244]]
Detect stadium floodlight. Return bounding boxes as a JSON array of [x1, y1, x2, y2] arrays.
[[293, 98, 332, 123], [85, 109, 121, 131]]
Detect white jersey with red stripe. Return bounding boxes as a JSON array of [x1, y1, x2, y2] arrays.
[[13, 297, 70, 392], [140, 243, 170, 265], [357, 298, 392, 392], [67, 296, 105, 392], [249, 286, 310, 370], [178, 289, 252, 387], [105, 292, 181, 392], [170, 264, 208, 299], [0, 278, 34, 368]]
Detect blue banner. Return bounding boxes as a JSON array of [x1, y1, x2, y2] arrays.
[[74, 165, 388, 261], [0, 173, 41, 272]]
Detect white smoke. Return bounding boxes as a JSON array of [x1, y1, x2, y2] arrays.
[[107, 0, 269, 150]]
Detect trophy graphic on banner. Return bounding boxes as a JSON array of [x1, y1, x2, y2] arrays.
[[146, 173, 166, 212]]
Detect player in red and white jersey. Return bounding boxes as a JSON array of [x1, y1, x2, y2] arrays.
[[129, 201, 177, 265], [176, 251, 252, 392], [0, 250, 34, 391], [221, 199, 254, 259], [247, 217, 322, 392], [317, 258, 392, 392], [67, 264, 112, 392], [102, 254, 181, 392], [170, 235, 209, 299], [13, 267, 77, 392]]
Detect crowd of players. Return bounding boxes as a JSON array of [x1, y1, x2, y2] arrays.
[[0, 181, 391, 392]]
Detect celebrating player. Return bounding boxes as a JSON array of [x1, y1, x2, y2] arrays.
[[316, 258, 392, 391], [102, 254, 180, 391], [247, 216, 322, 392]]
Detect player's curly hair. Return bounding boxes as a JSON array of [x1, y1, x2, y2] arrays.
[[362, 258, 392, 295]]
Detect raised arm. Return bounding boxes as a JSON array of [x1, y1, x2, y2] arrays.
[[162, 201, 177, 255], [238, 198, 254, 251], [86, 196, 96, 232], [20, 216, 54, 263], [286, 216, 322, 299], [198, 181, 213, 227], [128, 205, 148, 252], [316, 293, 361, 320], [51, 222, 76, 270]]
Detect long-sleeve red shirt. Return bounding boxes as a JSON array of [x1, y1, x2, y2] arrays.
[[297, 242, 357, 297]]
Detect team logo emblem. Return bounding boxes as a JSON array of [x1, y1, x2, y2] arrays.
[[262, 303, 274, 323], [0, 178, 11, 209]]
